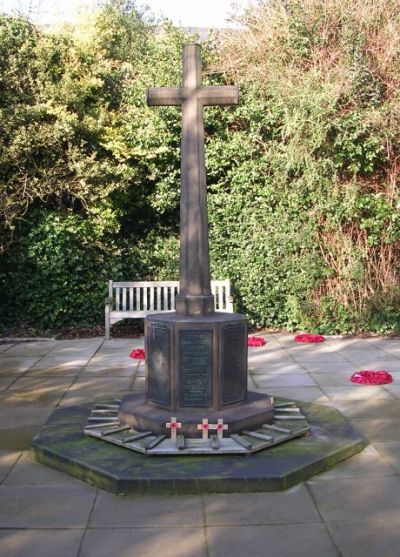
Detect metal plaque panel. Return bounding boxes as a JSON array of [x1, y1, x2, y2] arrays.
[[147, 322, 171, 406], [179, 329, 212, 407], [221, 322, 246, 405]]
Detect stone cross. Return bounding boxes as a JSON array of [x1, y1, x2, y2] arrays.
[[147, 44, 239, 316], [166, 417, 182, 441]]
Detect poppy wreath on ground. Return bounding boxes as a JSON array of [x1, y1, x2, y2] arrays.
[[130, 348, 145, 360], [351, 370, 393, 385], [294, 333, 325, 343], [247, 336, 266, 347]]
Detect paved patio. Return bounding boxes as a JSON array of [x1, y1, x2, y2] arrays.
[[0, 333, 399, 557]]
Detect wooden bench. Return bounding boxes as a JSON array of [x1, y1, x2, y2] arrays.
[[105, 279, 234, 339]]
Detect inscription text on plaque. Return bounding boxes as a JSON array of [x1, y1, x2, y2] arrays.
[[179, 329, 212, 407], [222, 322, 247, 405], [147, 322, 171, 406]]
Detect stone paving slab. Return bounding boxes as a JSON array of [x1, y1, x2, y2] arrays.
[[29, 356, 91, 372], [0, 450, 21, 482], [57, 376, 133, 406], [309, 372, 360, 386], [205, 523, 340, 557], [0, 378, 16, 391], [0, 377, 75, 406], [90, 493, 204, 527], [0, 529, 84, 557], [131, 376, 145, 391], [348, 418, 400, 442], [325, 518, 400, 557], [0, 357, 41, 375], [4, 342, 57, 357], [373, 442, 400, 473], [383, 383, 400, 397], [290, 352, 348, 363], [202, 485, 320, 525], [256, 386, 329, 402], [306, 445, 398, 480], [0, 485, 96, 527], [319, 385, 394, 400], [0, 405, 55, 449], [0, 344, 15, 354], [0, 334, 399, 557], [307, 476, 400, 522], [253, 373, 317, 388], [300, 363, 358, 373], [80, 528, 207, 557], [250, 362, 305, 374], [78, 367, 136, 377], [3, 451, 85, 486], [331, 399, 400, 419], [24, 366, 83, 377]]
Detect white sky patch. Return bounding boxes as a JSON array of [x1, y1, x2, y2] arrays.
[[0, 0, 252, 27]]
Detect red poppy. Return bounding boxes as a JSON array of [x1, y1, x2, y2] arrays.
[[247, 336, 267, 347], [294, 333, 325, 343], [351, 370, 393, 385], [130, 348, 145, 360]]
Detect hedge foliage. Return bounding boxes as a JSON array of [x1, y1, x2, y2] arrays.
[[1, 0, 399, 334]]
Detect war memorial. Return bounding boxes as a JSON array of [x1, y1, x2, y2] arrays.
[[32, 45, 366, 492]]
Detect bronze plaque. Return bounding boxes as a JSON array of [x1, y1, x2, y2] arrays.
[[147, 322, 171, 406], [179, 329, 212, 407], [221, 322, 246, 405]]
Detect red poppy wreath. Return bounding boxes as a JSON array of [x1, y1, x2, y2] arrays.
[[247, 336, 266, 347], [350, 370, 393, 385], [294, 333, 325, 343], [130, 348, 145, 360]]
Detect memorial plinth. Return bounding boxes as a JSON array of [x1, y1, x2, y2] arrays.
[[119, 313, 274, 437], [118, 43, 274, 442], [146, 313, 247, 409]]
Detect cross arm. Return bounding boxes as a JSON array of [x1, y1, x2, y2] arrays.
[[199, 86, 239, 106], [147, 87, 185, 106]]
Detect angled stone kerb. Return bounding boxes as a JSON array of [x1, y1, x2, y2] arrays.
[[32, 400, 368, 495]]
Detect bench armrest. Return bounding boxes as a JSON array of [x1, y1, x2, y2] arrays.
[[105, 297, 113, 305]]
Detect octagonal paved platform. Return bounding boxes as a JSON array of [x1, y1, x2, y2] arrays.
[[32, 398, 366, 494]]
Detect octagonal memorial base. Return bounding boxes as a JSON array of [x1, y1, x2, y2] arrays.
[[32, 399, 368, 495], [118, 392, 274, 438]]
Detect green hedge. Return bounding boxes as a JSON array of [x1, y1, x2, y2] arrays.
[[1, 0, 400, 334]]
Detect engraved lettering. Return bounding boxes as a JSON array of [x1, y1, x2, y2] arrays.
[[179, 330, 212, 407], [147, 323, 171, 406], [222, 323, 246, 405]]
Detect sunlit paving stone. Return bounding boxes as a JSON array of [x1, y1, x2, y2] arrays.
[[320, 385, 395, 400]]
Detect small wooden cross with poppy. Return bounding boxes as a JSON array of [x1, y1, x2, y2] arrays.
[[166, 417, 182, 441]]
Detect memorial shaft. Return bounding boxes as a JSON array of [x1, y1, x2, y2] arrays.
[[147, 44, 239, 316]]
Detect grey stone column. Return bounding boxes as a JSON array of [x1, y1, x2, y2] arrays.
[[147, 44, 239, 316]]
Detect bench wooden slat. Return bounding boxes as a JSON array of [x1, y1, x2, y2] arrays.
[[105, 279, 234, 338], [113, 281, 179, 288], [157, 287, 161, 311], [218, 285, 224, 311]]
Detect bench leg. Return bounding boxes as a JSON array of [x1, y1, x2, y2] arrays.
[[105, 306, 110, 340]]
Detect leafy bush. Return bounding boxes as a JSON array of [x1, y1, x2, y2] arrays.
[[1, 0, 400, 334]]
